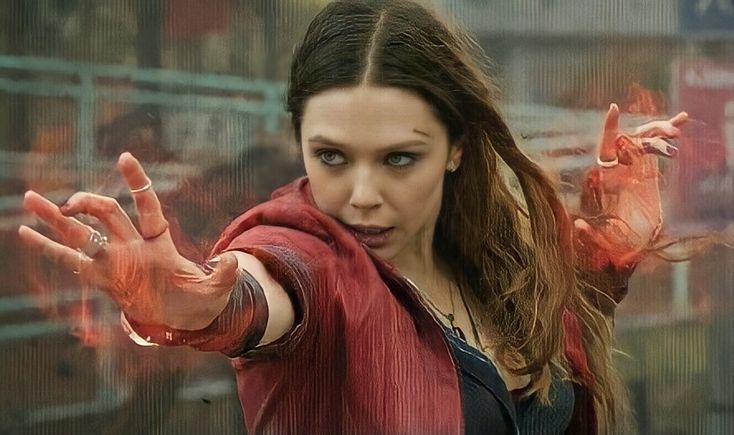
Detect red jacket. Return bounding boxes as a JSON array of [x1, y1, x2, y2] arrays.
[[130, 176, 603, 434]]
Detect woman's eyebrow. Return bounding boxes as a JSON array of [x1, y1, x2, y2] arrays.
[[307, 133, 431, 153]]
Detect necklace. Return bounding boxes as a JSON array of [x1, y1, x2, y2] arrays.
[[409, 276, 486, 351], [414, 278, 467, 341], [456, 281, 487, 353]]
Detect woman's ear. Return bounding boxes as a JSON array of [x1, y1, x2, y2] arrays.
[[447, 142, 463, 171]]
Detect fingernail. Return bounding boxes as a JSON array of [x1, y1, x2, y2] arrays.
[[667, 146, 678, 157], [60, 203, 71, 213]]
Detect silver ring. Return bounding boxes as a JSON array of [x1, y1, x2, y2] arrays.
[[130, 177, 152, 194], [81, 230, 108, 258], [596, 156, 619, 168]]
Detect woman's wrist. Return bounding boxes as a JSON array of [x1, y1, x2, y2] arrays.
[[162, 252, 240, 330], [121, 261, 270, 356]]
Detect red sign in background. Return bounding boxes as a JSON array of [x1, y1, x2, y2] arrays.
[[675, 60, 734, 221], [166, 0, 231, 40]]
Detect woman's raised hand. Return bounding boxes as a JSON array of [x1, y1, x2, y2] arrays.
[[574, 104, 689, 268], [18, 152, 238, 329]]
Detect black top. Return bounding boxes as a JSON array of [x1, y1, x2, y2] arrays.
[[444, 326, 518, 434], [444, 327, 575, 434]]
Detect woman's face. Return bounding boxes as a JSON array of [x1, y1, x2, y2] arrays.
[[300, 85, 462, 267]]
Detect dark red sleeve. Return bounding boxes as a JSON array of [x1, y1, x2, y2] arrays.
[[216, 225, 336, 359], [573, 223, 638, 317]]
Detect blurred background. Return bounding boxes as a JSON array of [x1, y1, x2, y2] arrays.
[[0, 0, 732, 434]]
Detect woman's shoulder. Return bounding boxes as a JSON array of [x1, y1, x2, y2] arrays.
[[212, 176, 356, 256]]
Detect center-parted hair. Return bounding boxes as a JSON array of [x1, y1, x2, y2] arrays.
[[286, 0, 628, 430]]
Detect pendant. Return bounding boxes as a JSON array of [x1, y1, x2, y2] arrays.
[[446, 314, 466, 340], [453, 326, 466, 341]]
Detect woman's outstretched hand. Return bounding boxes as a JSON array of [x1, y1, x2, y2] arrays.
[[18, 152, 237, 329], [574, 104, 689, 270]]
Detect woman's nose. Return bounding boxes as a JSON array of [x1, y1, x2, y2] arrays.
[[349, 173, 383, 210]]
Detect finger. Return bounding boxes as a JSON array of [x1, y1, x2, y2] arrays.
[[669, 111, 688, 127], [641, 137, 678, 158], [117, 152, 168, 239], [598, 103, 620, 162], [630, 121, 679, 138], [23, 191, 97, 249], [615, 135, 645, 165], [631, 112, 689, 138], [18, 225, 93, 275], [60, 192, 140, 240]]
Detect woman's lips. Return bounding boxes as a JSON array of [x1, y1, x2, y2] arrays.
[[348, 225, 394, 248]]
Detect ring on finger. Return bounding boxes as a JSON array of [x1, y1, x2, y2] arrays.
[[81, 229, 109, 258], [596, 156, 619, 168], [130, 176, 152, 194]]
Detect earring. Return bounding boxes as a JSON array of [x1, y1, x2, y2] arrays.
[[447, 161, 458, 173]]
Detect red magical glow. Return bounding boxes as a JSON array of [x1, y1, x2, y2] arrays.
[[574, 84, 668, 274], [17, 142, 304, 352], [623, 82, 666, 117]]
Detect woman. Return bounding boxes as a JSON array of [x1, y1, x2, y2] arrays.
[[19, 1, 687, 433]]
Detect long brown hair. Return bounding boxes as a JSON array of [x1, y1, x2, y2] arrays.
[[287, 0, 627, 429]]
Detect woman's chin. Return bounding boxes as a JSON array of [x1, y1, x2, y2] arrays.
[[366, 243, 399, 261]]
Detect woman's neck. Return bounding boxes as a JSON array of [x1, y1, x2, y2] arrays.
[[395, 250, 455, 309]]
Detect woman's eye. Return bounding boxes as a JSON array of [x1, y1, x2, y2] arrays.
[[386, 153, 416, 167], [318, 151, 346, 166]]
